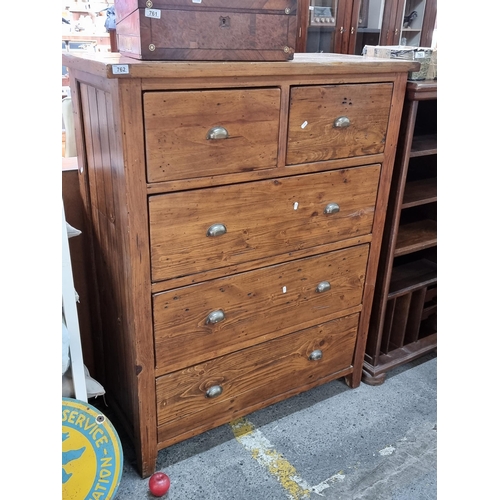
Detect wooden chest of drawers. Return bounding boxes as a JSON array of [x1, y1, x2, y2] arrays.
[[63, 51, 417, 477]]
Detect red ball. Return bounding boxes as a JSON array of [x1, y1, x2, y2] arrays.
[[148, 472, 171, 497]]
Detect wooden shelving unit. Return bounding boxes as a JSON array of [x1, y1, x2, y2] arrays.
[[363, 80, 437, 385]]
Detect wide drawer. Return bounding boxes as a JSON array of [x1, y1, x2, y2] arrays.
[[143, 88, 280, 183], [149, 165, 380, 282], [156, 313, 359, 431], [153, 245, 368, 374], [286, 83, 393, 165]]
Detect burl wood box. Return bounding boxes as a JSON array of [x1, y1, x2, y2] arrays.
[[115, 0, 298, 61]]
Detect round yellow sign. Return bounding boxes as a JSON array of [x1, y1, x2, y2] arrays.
[[62, 398, 123, 499]]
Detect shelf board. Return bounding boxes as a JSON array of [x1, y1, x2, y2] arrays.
[[421, 304, 437, 321], [410, 134, 437, 157], [308, 25, 336, 32], [388, 259, 437, 298], [395, 219, 437, 256], [363, 333, 437, 380], [402, 178, 437, 208]]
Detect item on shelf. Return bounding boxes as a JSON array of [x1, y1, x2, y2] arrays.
[[403, 10, 418, 28], [309, 6, 335, 26], [427, 49, 437, 80], [114, 0, 298, 61], [362, 45, 436, 81], [104, 5, 115, 30], [358, 0, 369, 28]]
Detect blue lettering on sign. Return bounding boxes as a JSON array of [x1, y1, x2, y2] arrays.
[[62, 398, 123, 499]]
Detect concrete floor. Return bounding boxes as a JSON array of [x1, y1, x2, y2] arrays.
[[98, 351, 437, 500]]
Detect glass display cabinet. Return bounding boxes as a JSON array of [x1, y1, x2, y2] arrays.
[[304, 0, 340, 53], [296, 0, 436, 55]]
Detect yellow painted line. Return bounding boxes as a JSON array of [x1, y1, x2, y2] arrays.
[[230, 417, 313, 500]]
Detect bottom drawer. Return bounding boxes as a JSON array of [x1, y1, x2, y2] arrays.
[[156, 313, 359, 445]]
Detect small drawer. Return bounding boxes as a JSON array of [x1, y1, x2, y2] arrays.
[[143, 88, 280, 183], [156, 313, 359, 430], [286, 83, 393, 165], [153, 245, 368, 374], [149, 165, 380, 282]]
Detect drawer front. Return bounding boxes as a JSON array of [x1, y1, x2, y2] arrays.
[[286, 83, 393, 165], [153, 245, 368, 373], [149, 165, 380, 282], [156, 313, 359, 428], [144, 89, 280, 182]]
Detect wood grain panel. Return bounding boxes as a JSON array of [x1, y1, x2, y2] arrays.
[[394, 219, 437, 256], [156, 313, 359, 427], [79, 79, 157, 476], [144, 88, 280, 182], [153, 245, 368, 373], [80, 83, 137, 418], [62, 52, 419, 82], [287, 83, 393, 165], [149, 165, 380, 282], [116, 1, 297, 61], [65, 49, 414, 477]]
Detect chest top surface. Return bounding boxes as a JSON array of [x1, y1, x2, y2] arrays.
[[62, 51, 419, 80]]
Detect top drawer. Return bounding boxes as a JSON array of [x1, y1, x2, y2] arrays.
[[286, 83, 393, 165], [144, 88, 280, 183]]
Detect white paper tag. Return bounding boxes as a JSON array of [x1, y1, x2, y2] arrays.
[[111, 64, 130, 75], [145, 8, 161, 19], [192, 0, 202, 3]]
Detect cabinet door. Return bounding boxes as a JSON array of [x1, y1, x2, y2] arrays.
[[351, 0, 390, 55], [383, 0, 436, 47], [296, 0, 346, 53]]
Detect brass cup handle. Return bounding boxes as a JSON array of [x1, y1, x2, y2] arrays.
[[309, 349, 323, 361], [333, 116, 351, 128], [316, 281, 331, 293], [206, 310, 225, 325], [206, 385, 223, 398], [207, 223, 227, 237], [207, 126, 229, 140], [324, 202, 340, 215]]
